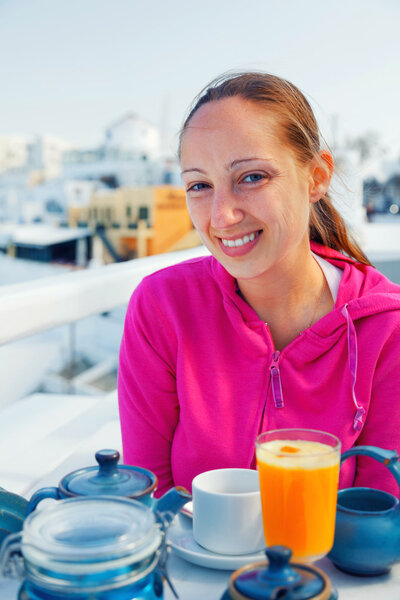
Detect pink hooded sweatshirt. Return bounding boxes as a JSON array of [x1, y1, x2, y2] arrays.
[[118, 242, 400, 497]]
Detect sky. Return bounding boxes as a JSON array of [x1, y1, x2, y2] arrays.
[[1, 0, 400, 157]]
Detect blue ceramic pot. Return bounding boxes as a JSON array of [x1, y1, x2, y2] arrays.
[[328, 446, 400, 575], [26, 449, 190, 523]]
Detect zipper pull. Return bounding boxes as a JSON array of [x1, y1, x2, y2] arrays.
[[270, 351, 284, 409]]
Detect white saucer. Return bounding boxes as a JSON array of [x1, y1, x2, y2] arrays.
[[167, 514, 265, 570]]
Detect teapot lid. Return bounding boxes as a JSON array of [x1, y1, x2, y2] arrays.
[[22, 496, 162, 565], [60, 449, 157, 498], [229, 546, 336, 600]]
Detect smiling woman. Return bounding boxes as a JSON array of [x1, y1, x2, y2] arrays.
[[118, 72, 400, 498]]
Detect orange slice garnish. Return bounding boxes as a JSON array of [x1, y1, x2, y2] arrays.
[[280, 445, 300, 453]]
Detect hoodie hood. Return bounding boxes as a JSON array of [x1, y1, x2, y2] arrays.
[[311, 241, 400, 317], [211, 241, 400, 326]]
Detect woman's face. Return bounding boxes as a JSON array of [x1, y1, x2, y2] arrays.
[[180, 96, 317, 282]]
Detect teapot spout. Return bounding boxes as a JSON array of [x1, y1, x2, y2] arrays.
[[154, 486, 191, 522]]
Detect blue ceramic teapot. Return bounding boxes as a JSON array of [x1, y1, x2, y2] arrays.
[[0, 487, 28, 544], [328, 445, 400, 576], [27, 449, 191, 520]]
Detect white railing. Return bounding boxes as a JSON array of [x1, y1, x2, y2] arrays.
[[1, 219, 400, 348], [0, 246, 209, 346], [0, 245, 211, 495]]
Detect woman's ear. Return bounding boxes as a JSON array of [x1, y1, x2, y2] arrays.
[[308, 150, 334, 203]]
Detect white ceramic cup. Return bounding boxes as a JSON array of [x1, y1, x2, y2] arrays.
[[192, 468, 265, 555]]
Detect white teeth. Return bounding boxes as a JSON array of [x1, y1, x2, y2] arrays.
[[221, 231, 259, 247]]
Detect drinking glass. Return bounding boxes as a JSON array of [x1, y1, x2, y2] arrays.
[[255, 428, 341, 562]]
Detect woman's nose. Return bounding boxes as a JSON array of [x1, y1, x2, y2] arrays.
[[210, 189, 244, 230]]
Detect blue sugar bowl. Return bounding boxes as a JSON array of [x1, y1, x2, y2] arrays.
[[221, 546, 337, 600], [1, 495, 174, 599]]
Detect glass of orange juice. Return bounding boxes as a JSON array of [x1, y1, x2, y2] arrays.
[[255, 428, 341, 563]]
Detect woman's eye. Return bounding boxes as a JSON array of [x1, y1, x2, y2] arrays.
[[187, 182, 210, 192], [242, 173, 265, 183]]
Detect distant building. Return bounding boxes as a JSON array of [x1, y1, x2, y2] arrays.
[[104, 113, 161, 160], [27, 135, 75, 180], [0, 113, 181, 227], [0, 136, 29, 174], [0, 224, 92, 266], [0, 163, 33, 223], [384, 175, 400, 209], [363, 178, 385, 212], [0, 135, 76, 224], [363, 173, 400, 214], [360, 155, 400, 214], [69, 185, 200, 262], [63, 113, 164, 187]]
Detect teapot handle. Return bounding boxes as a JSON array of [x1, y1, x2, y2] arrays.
[[27, 487, 62, 515], [341, 445, 400, 495], [0, 532, 24, 579]]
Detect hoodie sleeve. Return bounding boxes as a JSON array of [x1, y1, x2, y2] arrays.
[[354, 322, 400, 495], [118, 278, 179, 497]]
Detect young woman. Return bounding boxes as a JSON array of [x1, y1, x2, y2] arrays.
[[118, 72, 400, 497]]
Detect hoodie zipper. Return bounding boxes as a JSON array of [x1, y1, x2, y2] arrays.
[[270, 350, 284, 408], [250, 350, 284, 469]]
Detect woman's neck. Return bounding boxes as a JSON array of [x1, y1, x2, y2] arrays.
[[236, 249, 333, 351]]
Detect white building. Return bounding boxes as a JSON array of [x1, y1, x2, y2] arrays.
[[28, 134, 75, 179], [104, 113, 161, 160], [0, 136, 29, 174], [0, 166, 31, 223], [63, 113, 164, 187]]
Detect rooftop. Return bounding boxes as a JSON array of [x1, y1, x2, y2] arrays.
[[0, 224, 91, 247]]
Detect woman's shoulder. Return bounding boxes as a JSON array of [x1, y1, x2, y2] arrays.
[[140, 255, 216, 292], [130, 255, 225, 311], [124, 255, 227, 333]]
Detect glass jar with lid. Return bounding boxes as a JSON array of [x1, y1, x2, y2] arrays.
[[1, 495, 173, 599]]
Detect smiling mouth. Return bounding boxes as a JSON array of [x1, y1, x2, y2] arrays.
[[220, 230, 262, 248]]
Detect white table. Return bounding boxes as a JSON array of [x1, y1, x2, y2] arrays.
[[0, 392, 399, 598], [165, 553, 400, 599], [1, 552, 398, 599]]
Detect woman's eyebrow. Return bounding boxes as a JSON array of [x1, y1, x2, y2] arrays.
[[181, 167, 206, 175], [229, 157, 274, 169], [182, 158, 276, 175]]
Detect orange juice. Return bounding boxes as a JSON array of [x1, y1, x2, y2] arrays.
[[256, 438, 340, 561]]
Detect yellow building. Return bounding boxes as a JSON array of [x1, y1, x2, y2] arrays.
[[69, 186, 200, 262]]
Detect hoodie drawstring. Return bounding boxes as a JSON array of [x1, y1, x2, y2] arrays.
[[267, 307, 365, 432], [342, 304, 365, 432], [270, 351, 284, 408]]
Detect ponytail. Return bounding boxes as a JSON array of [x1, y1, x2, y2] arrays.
[[310, 194, 372, 265]]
